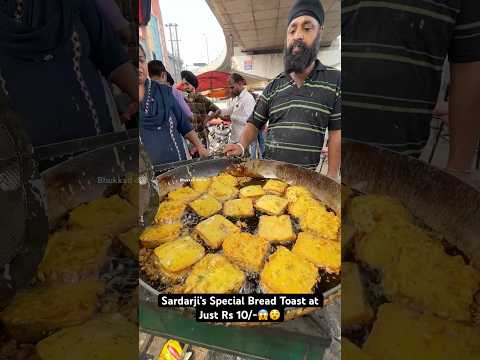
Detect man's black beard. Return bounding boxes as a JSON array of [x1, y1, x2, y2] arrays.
[[284, 35, 321, 74]]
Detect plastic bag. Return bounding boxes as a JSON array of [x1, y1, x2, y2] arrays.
[[158, 339, 183, 360]]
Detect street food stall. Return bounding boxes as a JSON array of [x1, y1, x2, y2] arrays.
[[139, 155, 341, 360]]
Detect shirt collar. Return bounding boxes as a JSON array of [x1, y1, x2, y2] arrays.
[[282, 59, 326, 78], [312, 59, 327, 72], [238, 88, 249, 99]]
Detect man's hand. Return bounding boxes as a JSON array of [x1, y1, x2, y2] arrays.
[[447, 61, 480, 172], [110, 63, 139, 103], [225, 123, 260, 157], [208, 110, 222, 120], [197, 145, 209, 159], [327, 130, 341, 180], [120, 101, 139, 123], [224, 143, 243, 157], [433, 100, 449, 124]]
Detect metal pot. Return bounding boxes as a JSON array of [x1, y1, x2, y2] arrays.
[[140, 157, 341, 325]]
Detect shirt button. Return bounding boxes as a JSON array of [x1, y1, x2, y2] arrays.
[[44, 54, 54, 61], [157, 126, 162, 130]]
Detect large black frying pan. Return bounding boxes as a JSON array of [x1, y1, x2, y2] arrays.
[[342, 141, 480, 262], [140, 157, 342, 326]]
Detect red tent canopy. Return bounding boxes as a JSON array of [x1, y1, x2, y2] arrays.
[[197, 71, 230, 92], [176, 71, 231, 99]]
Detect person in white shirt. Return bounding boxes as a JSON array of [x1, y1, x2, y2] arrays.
[[214, 73, 256, 145]]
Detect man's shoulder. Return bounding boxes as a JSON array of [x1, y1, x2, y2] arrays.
[[189, 92, 207, 103], [263, 72, 289, 94], [151, 81, 173, 95], [193, 92, 209, 101], [242, 89, 256, 101], [324, 65, 340, 74], [315, 64, 341, 85]]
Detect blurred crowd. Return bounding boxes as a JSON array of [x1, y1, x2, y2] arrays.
[[0, 0, 139, 147]]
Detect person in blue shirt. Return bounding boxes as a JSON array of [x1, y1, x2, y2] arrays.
[[139, 45, 208, 164], [0, 0, 138, 146]]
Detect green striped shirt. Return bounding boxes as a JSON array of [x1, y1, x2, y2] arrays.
[[249, 60, 341, 168], [343, 0, 480, 155]]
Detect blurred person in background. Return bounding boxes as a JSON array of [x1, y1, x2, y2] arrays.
[[148, 60, 195, 159], [181, 70, 220, 151], [139, 46, 208, 164], [94, 0, 138, 131], [148, 60, 193, 121], [0, 0, 138, 146], [166, 72, 175, 87], [343, 0, 480, 174], [224, 0, 341, 178], [211, 73, 256, 146], [94, 0, 132, 47]]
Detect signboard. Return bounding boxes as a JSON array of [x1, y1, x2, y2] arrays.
[[148, 15, 164, 63], [244, 58, 253, 71]]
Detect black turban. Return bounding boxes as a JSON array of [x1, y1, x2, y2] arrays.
[[180, 70, 198, 89], [166, 72, 174, 87], [288, 0, 325, 26]]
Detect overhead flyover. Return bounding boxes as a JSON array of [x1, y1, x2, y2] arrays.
[[206, 0, 340, 54], [204, 0, 340, 79]]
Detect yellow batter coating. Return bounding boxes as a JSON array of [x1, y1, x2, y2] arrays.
[[223, 198, 255, 218], [183, 254, 245, 293], [255, 195, 289, 215], [36, 313, 137, 360], [167, 186, 201, 203], [357, 216, 480, 323], [239, 185, 265, 198], [299, 206, 339, 241], [37, 229, 111, 282], [258, 215, 296, 244], [347, 195, 413, 234], [383, 235, 480, 323], [213, 173, 238, 187], [153, 236, 205, 273], [364, 303, 480, 360], [222, 233, 270, 272], [68, 195, 137, 236], [292, 232, 340, 273], [262, 179, 288, 195], [154, 262, 191, 284], [341, 262, 374, 328], [207, 180, 239, 202], [0, 280, 105, 343], [288, 195, 323, 219], [260, 246, 318, 293], [140, 223, 182, 248], [285, 186, 313, 203], [355, 217, 426, 270], [189, 194, 222, 218], [191, 177, 212, 193], [154, 200, 186, 224], [195, 214, 240, 249]]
